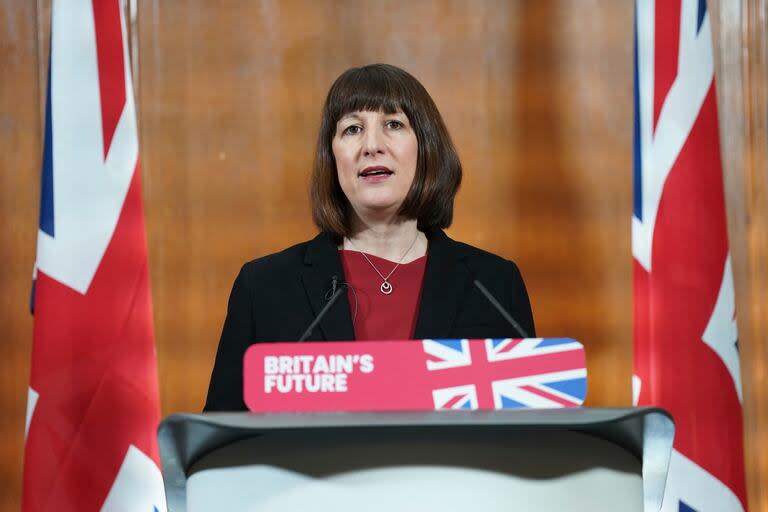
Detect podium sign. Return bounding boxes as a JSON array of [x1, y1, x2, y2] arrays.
[[244, 338, 587, 412]]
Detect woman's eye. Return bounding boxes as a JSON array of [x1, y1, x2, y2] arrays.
[[386, 120, 404, 129], [342, 125, 362, 136]]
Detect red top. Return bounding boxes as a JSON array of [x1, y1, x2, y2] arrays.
[[339, 250, 428, 340]]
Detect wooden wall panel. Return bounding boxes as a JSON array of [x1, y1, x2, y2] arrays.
[[1, 1, 766, 511], [735, 0, 768, 510], [710, 0, 768, 509], [741, 3, 768, 509], [740, 0, 768, 503], [0, 2, 41, 510], [138, 0, 635, 414]]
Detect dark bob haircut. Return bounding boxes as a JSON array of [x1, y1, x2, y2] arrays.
[[310, 64, 462, 239]]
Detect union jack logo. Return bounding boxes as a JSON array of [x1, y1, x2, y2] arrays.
[[423, 339, 587, 410]]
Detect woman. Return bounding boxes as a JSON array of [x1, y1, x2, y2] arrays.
[[204, 64, 535, 411]]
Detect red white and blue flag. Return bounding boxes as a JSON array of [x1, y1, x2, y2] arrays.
[[633, 1, 747, 510], [23, 1, 165, 510], [425, 338, 586, 410]]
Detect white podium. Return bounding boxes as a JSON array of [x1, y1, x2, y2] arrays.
[[158, 408, 674, 512]]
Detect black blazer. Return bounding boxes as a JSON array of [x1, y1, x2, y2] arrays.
[[204, 228, 535, 411]]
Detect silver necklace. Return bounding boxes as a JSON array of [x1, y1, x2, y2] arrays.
[[346, 233, 420, 295]]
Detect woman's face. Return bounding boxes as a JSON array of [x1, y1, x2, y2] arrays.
[[332, 110, 418, 220]]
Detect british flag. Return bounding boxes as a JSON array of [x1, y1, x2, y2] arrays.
[[423, 339, 587, 411], [23, 1, 165, 511], [633, 0, 747, 510]]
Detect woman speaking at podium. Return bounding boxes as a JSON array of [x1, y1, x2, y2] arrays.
[[205, 64, 535, 411]]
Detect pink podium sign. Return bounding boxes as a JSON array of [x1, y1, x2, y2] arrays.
[[243, 338, 587, 413]]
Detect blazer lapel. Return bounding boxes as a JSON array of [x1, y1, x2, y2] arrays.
[[413, 229, 472, 339], [300, 232, 356, 341]]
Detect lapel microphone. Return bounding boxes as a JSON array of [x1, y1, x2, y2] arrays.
[[299, 276, 345, 342], [473, 279, 530, 338]]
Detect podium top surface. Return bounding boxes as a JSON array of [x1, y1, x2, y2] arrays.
[[166, 406, 665, 430], [158, 407, 673, 512]]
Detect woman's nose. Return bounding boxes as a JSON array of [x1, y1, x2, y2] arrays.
[[362, 127, 385, 156]]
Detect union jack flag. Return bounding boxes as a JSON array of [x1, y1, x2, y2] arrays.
[[423, 339, 587, 410], [633, 0, 747, 510], [23, 1, 165, 510]]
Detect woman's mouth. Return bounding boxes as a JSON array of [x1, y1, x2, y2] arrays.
[[358, 166, 394, 182]]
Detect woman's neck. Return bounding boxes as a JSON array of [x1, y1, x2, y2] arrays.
[[344, 217, 428, 263]]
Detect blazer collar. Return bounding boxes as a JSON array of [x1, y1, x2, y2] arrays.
[[300, 232, 355, 341], [413, 228, 472, 339]]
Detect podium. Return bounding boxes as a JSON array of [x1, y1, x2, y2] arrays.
[[158, 407, 674, 512]]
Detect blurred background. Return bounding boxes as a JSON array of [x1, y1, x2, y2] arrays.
[[1, 0, 766, 510]]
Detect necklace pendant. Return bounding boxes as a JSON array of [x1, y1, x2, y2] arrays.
[[380, 281, 393, 295]]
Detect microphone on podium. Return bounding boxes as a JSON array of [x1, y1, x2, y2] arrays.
[[298, 276, 529, 342], [473, 279, 530, 338], [298, 276, 345, 342]]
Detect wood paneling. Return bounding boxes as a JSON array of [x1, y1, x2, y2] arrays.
[[711, 0, 768, 509], [137, 0, 635, 413], [741, 2, 768, 509], [0, 1, 41, 510], [1, 1, 765, 510]]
